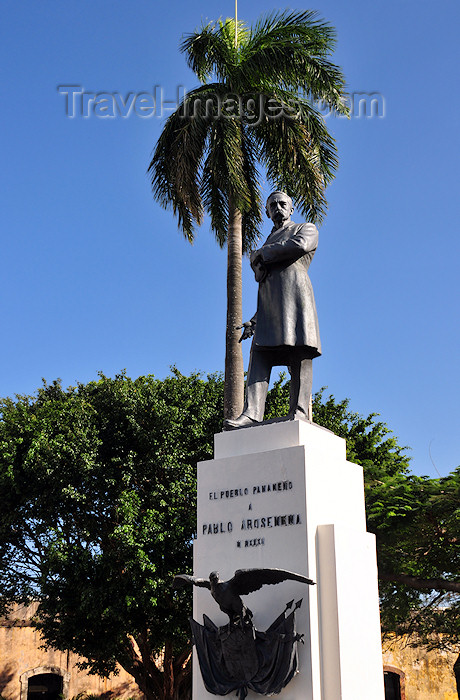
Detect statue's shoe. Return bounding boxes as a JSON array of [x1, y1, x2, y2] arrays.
[[223, 414, 259, 431], [288, 410, 310, 422]]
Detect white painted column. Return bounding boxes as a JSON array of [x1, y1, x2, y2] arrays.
[[317, 525, 384, 699]]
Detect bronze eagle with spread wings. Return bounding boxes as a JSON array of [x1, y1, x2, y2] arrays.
[[173, 568, 314, 626]]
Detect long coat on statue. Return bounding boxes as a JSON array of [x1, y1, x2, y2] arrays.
[[252, 221, 321, 356]]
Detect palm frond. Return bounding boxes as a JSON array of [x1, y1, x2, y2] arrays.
[[253, 95, 337, 223], [246, 10, 337, 57], [148, 86, 221, 241], [218, 17, 250, 52], [268, 90, 339, 179], [201, 174, 228, 248], [200, 121, 262, 251], [181, 19, 244, 84], [235, 10, 348, 115], [238, 129, 262, 252], [200, 121, 229, 247]]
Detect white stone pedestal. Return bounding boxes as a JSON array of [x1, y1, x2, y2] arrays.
[[193, 420, 384, 700]]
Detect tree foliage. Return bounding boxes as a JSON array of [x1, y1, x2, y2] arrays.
[[0, 371, 458, 700], [0, 370, 223, 700], [369, 468, 460, 648], [266, 376, 460, 649]]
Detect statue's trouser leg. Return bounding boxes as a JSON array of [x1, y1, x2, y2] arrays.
[[243, 346, 273, 422], [288, 356, 312, 419]]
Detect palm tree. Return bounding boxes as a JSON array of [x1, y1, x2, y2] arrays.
[[149, 10, 348, 419]]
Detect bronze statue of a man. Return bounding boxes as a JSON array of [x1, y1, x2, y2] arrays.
[[224, 191, 321, 430]]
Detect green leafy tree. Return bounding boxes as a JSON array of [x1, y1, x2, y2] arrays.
[[368, 469, 460, 647], [0, 370, 223, 700], [149, 10, 348, 419], [266, 377, 460, 651]]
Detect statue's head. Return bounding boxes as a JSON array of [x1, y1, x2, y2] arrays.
[[266, 191, 294, 226], [209, 571, 219, 583]]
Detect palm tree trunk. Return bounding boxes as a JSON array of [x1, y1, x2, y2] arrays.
[[224, 194, 244, 419]]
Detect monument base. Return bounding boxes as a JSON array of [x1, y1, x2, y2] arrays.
[[193, 420, 384, 700]]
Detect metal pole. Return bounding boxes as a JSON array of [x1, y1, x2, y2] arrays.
[[235, 0, 238, 46]]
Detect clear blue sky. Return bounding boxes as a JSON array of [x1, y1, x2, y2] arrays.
[[1, 0, 459, 478]]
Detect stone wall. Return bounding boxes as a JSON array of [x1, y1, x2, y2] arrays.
[[0, 604, 141, 700], [2, 604, 459, 700], [382, 635, 459, 700]]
